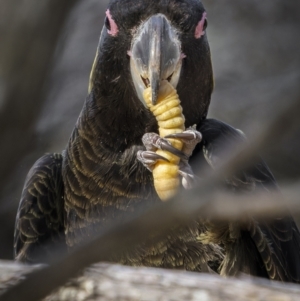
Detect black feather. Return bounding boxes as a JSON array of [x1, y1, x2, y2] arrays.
[[13, 0, 300, 283], [194, 119, 300, 282], [14, 154, 65, 263]]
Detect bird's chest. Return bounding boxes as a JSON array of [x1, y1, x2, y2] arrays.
[[63, 141, 160, 244], [115, 220, 223, 272], [63, 143, 222, 270]]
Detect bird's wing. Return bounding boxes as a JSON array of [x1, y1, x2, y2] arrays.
[[193, 118, 300, 283], [14, 153, 65, 263]]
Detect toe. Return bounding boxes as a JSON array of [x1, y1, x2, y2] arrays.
[[137, 150, 169, 164], [165, 130, 202, 144], [178, 170, 194, 189], [158, 139, 188, 160], [137, 150, 169, 172]]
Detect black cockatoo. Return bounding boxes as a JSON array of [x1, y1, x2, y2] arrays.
[[14, 0, 300, 282]]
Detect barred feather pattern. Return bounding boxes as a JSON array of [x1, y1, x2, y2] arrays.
[[62, 96, 223, 271], [14, 153, 65, 263], [196, 119, 300, 282]]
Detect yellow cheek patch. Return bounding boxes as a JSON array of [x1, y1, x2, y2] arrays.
[[143, 80, 185, 201]]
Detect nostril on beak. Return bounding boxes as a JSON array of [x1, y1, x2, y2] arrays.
[[141, 76, 150, 87]]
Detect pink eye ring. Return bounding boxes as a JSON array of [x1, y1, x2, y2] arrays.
[[105, 9, 119, 37], [195, 12, 207, 39]]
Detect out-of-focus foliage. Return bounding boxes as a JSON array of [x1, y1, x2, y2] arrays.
[[0, 0, 299, 259]]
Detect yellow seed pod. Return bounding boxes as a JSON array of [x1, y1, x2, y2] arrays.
[[143, 80, 185, 201]]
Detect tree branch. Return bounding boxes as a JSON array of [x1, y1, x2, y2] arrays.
[[0, 261, 300, 301]]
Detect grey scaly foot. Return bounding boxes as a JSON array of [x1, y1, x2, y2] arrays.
[[137, 132, 187, 171], [136, 151, 169, 172], [165, 126, 202, 158], [137, 129, 202, 188], [166, 126, 202, 189]]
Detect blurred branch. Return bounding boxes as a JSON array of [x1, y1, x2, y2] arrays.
[[1, 261, 300, 301], [0, 0, 78, 196], [0, 94, 300, 301]]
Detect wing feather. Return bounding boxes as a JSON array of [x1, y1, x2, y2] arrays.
[[194, 119, 300, 283], [14, 153, 65, 263]]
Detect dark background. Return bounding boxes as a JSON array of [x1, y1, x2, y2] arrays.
[[0, 0, 299, 259]]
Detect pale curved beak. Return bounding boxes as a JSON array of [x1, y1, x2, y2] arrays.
[[130, 14, 183, 106]]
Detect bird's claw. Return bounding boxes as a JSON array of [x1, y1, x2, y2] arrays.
[[168, 127, 202, 160], [139, 129, 201, 188], [159, 139, 188, 160], [178, 162, 196, 189], [168, 127, 202, 189], [165, 129, 202, 144], [141, 133, 187, 160], [137, 150, 169, 172]]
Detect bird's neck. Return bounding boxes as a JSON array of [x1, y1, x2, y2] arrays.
[[76, 82, 156, 152], [75, 50, 157, 151]]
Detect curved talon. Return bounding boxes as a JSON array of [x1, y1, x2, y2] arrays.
[[158, 139, 188, 161], [137, 150, 169, 163], [165, 130, 202, 143], [165, 129, 202, 160], [142, 133, 188, 161], [178, 170, 194, 190], [178, 161, 196, 190]]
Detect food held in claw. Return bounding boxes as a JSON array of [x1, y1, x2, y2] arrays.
[[143, 80, 185, 201]]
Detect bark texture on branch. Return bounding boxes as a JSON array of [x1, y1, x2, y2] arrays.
[[0, 260, 300, 301]]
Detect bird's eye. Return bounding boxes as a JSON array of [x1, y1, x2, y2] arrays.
[[105, 16, 111, 31]]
